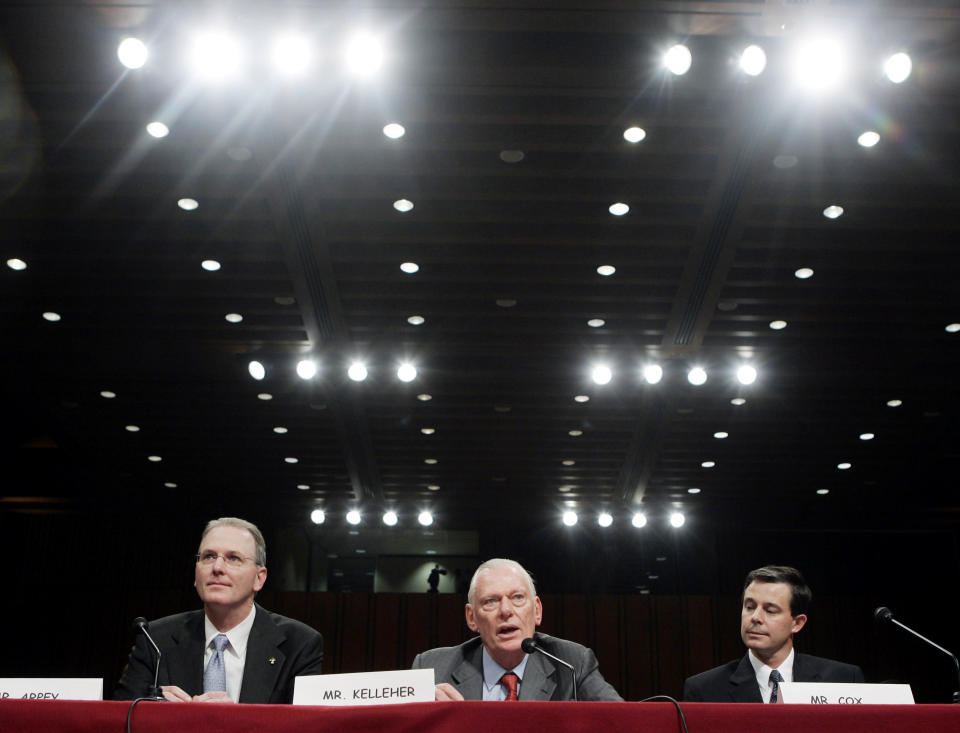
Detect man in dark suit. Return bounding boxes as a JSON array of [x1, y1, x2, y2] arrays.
[[683, 565, 863, 702], [412, 558, 622, 701], [115, 517, 323, 703]]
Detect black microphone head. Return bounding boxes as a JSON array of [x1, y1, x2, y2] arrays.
[[521, 637, 537, 654], [875, 606, 893, 622], [133, 616, 149, 631]]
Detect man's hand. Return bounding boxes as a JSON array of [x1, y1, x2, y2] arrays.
[[160, 685, 193, 702], [192, 691, 234, 703], [434, 683, 465, 701]]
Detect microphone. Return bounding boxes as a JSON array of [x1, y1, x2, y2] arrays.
[[875, 606, 960, 703], [133, 617, 164, 701], [521, 637, 578, 702]]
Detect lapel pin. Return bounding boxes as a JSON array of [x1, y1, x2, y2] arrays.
[[268, 657, 276, 665]]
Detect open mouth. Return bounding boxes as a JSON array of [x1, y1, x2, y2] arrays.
[[497, 625, 520, 637]]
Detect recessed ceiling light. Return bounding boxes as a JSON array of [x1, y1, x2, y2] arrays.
[[773, 155, 798, 169], [383, 122, 405, 139], [769, 320, 788, 330], [859, 432, 875, 441], [296, 359, 317, 380], [945, 323, 960, 333], [397, 363, 417, 382], [164, 482, 177, 488], [201, 259, 221, 271], [177, 198, 199, 211], [558, 485, 573, 493], [739, 44, 767, 76], [248, 361, 266, 380], [273, 426, 288, 434], [669, 511, 686, 528], [731, 397, 746, 406], [417, 393, 432, 401], [664, 44, 692, 75], [609, 202, 629, 216], [382, 510, 398, 527], [427, 484, 440, 491], [496, 298, 517, 307], [344, 32, 384, 78], [420, 427, 435, 435], [125, 425, 140, 432], [42, 312, 61, 322], [117, 37, 148, 69], [591, 365, 612, 385], [100, 390, 117, 399], [393, 198, 414, 213], [347, 362, 368, 381], [407, 315, 425, 325], [499, 149, 525, 163], [6, 258, 27, 271], [562, 510, 578, 527], [816, 488, 830, 495], [822, 205, 844, 219], [687, 487, 701, 494], [736, 364, 758, 385], [587, 318, 606, 328], [274, 296, 295, 306], [562, 459, 575, 466], [857, 131, 880, 148], [884, 52, 912, 84], [701, 460, 716, 468], [837, 462, 852, 470], [886, 399, 902, 407], [574, 394, 590, 403], [257, 393, 273, 400], [400, 262, 419, 274], [623, 127, 646, 143], [147, 455, 162, 462], [284, 456, 299, 464], [568, 429, 583, 436], [310, 509, 325, 525], [632, 512, 647, 528], [794, 267, 814, 279], [418, 511, 434, 526], [687, 366, 707, 386], [346, 509, 362, 525], [297, 484, 309, 490], [146, 121, 169, 138], [424, 458, 438, 464], [713, 431, 728, 439], [597, 512, 613, 528], [642, 364, 663, 385], [224, 313, 243, 323], [596, 265, 616, 276]]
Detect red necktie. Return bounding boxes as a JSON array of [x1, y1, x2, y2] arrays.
[[500, 672, 519, 701]]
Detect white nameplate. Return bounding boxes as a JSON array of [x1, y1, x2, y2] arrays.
[[777, 682, 914, 704], [293, 668, 434, 706], [0, 678, 103, 701]]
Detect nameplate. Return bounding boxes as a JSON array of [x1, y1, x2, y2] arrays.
[[293, 668, 434, 706], [777, 682, 914, 704], [0, 678, 103, 701]]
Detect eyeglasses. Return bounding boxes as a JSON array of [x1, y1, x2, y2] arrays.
[[477, 593, 529, 612], [196, 551, 257, 568]]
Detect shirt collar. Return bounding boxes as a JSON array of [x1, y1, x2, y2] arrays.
[[481, 646, 530, 692], [748, 646, 794, 692], [204, 604, 256, 657]]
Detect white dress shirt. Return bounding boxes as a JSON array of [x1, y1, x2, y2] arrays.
[[203, 604, 256, 702], [748, 647, 794, 703], [480, 647, 531, 700]]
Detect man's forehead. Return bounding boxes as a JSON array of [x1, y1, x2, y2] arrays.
[[475, 566, 528, 593], [744, 580, 791, 603], [200, 525, 254, 550]]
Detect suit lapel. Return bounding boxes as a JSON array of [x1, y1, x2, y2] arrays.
[[238, 604, 285, 704], [168, 611, 205, 696], [450, 642, 484, 700], [520, 649, 557, 701], [793, 653, 821, 682], [728, 654, 763, 702]]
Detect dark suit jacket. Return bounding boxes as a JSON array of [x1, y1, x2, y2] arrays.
[[683, 651, 865, 702], [114, 603, 323, 703], [411, 632, 622, 701]]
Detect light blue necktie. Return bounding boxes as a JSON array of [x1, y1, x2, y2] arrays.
[[203, 633, 230, 693], [769, 669, 784, 703]]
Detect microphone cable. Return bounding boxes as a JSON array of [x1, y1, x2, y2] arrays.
[[639, 695, 690, 733]]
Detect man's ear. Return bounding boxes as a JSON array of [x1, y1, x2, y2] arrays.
[[465, 603, 478, 632], [534, 597, 543, 626], [253, 566, 267, 593], [791, 613, 807, 635]]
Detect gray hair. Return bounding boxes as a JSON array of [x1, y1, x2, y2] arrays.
[[467, 558, 536, 606], [200, 517, 266, 567]]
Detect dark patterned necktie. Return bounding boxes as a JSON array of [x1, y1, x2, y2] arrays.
[[769, 669, 784, 703], [500, 672, 519, 701]]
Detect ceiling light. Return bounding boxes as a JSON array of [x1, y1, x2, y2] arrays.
[[793, 38, 847, 92], [713, 431, 728, 439], [558, 485, 573, 493], [562, 459, 575, 466], [296, 359, 317, 380], [496, 298, 517, 307], [397, 363, 417, 382], [632, 512, 647, 528], [623, 127, 646, 143], [297, 484, 309, 490], [822, 205, 844, 219], [147, 455, 162, 462], [816, 488, 830, 495], [664, 44, 692, 75], [587, 318, 606, 328], [178, 198, 198, 211], [344, 32, 383, 77], [731, 397, 746, 406], [400, 262, 419, 274], [591, 365, 612, 385], [945, 323, 960, 333], [100, 390, 116, 399], [146, 122, 169, 138], [608, 202, 629, 216], [837, 462, 852, 470], [701, 461, 716, 468], [886, 399, 902, 407], [273, 426, 288, 434], [884, 52, 912, 83], [499, 149, 525, 163], [687, 366, 707, 386], [271, 33, 311, 77], [6, 258, 26, 271], [201, 259, 221, 271], [190, 32, 244, 81], [117, 37, 148, 69], [346, 509, 362, 525], [642, 364, 663, 385], [348, 362, 368, 381], [417, 393, 432, 401], [427, 484, 440, 491], [597, 512, 613, 528], [687, 487, 701, 494], [859, 432, 875, 441], [739, 44, 766, 76], [574, 395, 590, 403], [42, 312, 61, 322], [795, 267, 814, 279], [310, 509, 325, 525], [382, 510, 398, 527], [596, 265, 616, 276], [257, 393, 273, 400], [248, 361, 265, 380], [164, 482, 177, 488], [736, 364, 758, 385], [420, 427, 435, 435], [857, 131, 880, 148], [393, 199, 414, 213], [284, 456, 298, 464], [424, 458, 437, 465], [383, 122, 405, 139], [224, 313, 243, 323], [669, 511, 686, 528], [407, 315, 425, 325], [769, 320, 787, 330], [418, 511, 434, 526], [125, 425, 140, 432], [562, 510, 578, 527], [568, 429, 583, 437]]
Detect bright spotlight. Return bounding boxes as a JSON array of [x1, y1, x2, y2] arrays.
[[383, 122, 405, 139], [271, 34, 312, 77], [146, 121, 169, 138], [118, 37, 148, 69], [632, 512, 647, 528], [310, 509, 325, 525], [736, 364, 758, 385], [344, 32, 384, 77], [296, 359, 317, 380], [793, 38, 847, 92], [687, 366, 707, 386], [643, 364, 663, 385], [670, 511, 686, 528], [664, 44, 692, 75], [382, 510, 398, 527], [598, 512, 613, 528], [248, 360, 266, 381], [562, 510, 578, 527], [397, 363, 417, 382], [418, 511, 434, 526], [591, 365, 612, 385], [857, 130, 880, 148], [190, 31, 243, 81], [348, 362, 368, 382], [884, 52, 912, 84], [739, 45, 766, 76], [346, 509, 362, 525]]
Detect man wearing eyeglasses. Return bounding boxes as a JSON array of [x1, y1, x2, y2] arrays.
[[412, 558, 622, 701], [114, 517, 323, 703]]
